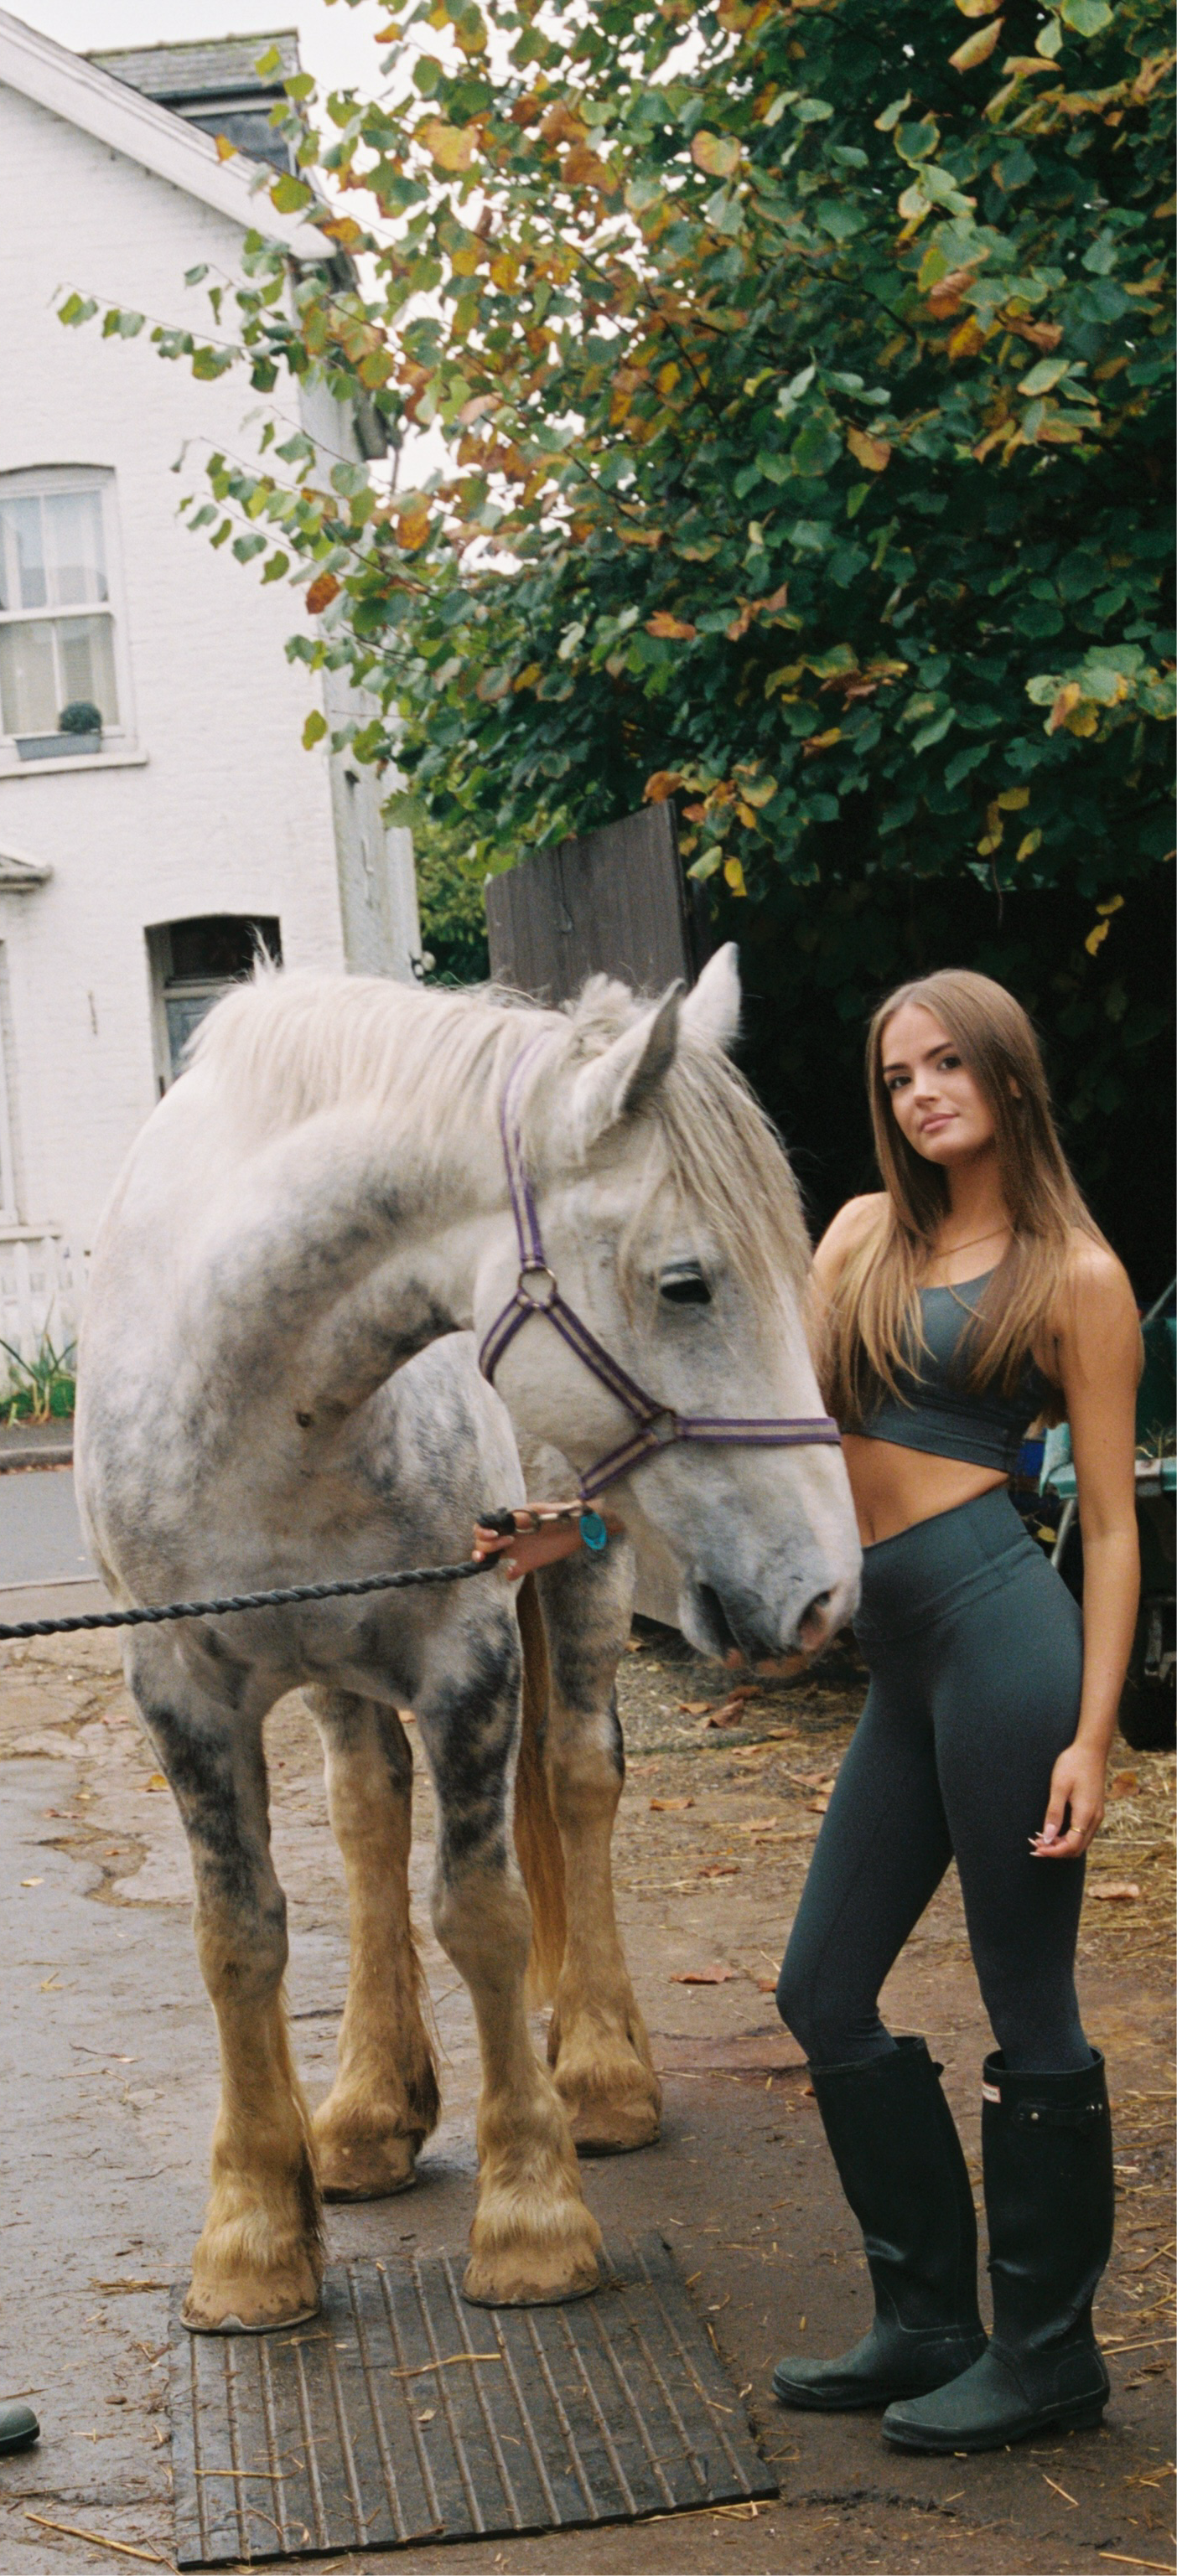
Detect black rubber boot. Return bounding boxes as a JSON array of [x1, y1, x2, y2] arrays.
[[0, 2401, 39, 2455], [883, 2050, 1113, 2454], [772, 2038, 987, 2412]]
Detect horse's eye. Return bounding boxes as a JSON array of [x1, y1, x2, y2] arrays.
[[659, 1265, 712, 1306]]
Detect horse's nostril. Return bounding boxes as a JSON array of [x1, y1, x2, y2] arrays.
[[799, 1590, 833, 1649]]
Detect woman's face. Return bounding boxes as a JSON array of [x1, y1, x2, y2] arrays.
[[879, 1002, 998, 1168]]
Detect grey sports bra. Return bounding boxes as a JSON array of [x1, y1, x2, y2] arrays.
[[853, 1271, 1055, 1475]]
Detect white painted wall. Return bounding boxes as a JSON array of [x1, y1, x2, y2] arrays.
[[0, 75, 418, 1291]]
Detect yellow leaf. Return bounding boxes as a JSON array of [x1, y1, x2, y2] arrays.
[[513, 663, 542, 690], [948, 315, 988, 361], [1097, 893, 1125, 917], [395, 496, 432, 551], [724, 856, 748, 895], [1046, 681, 1082, 732], [1085, 920, 1110, 955], [452, 243, 481, 277], [646, 612, 697, 640], [215, 133, 236, 160], [997, 786, 1029, 810], [740, 774, 778, 807], [736, 801, 759, 827], [417, 119, 475, 173], [950, 16, 1003, 69], [846, 426, 892, 473], [656, 362, 681, 396], [1066, 705, 1099, 736], [955, 0, 1001, 13], [490, 253, 519, 289], [691, 131, 742, 178], [645, 770, 684, 803], [322, 216, 366, 248], [977, 832, 1002, 857], [1015, 829, 1042, 861]]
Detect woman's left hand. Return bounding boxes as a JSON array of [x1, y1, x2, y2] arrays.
[[1030, 1741, 1107, 1860]]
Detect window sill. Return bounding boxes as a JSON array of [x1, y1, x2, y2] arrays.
[[0, 747, 148, 778]]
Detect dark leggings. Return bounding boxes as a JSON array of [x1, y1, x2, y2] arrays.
[[778, 1486, 1090, 2075]]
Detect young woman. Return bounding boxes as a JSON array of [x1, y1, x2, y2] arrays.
[[773, 968, 1140, 2455]]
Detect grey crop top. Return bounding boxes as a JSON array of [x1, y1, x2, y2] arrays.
[[852, 1271, 1055, 1475]]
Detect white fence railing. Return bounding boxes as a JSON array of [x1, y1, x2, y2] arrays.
[[0, 1227, 86, 1377]]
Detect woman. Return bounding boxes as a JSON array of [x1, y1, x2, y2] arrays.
[[773, 968, 1140, 2456]]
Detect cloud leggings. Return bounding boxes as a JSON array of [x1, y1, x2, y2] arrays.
[[777, 1485, 1091, 2074]]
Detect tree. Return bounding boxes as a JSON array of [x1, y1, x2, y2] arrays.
[[63, 0, 1174, 1281]]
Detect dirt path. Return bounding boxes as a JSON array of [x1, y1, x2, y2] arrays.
[[0, 1626, 1172, 2575]]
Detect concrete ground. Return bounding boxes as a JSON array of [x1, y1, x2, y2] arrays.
[[0, 1575, 1172, 2575]]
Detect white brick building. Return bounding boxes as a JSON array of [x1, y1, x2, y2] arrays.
[[0, 13, 419, 1368]]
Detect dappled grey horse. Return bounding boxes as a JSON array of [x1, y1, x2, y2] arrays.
[[75, 948, 858, 2330]]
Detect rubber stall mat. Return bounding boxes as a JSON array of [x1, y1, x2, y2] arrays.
[[169, 2231, 776, 2566]]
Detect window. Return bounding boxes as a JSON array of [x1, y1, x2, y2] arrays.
[[0, 470, 127, 758], [147, 915, 282, 1090]]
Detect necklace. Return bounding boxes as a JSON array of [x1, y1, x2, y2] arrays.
[[928, 1224, 1011, 1263]]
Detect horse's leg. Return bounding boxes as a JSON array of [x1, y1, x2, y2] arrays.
[[416, 1598, 602, 2306], [303, 1688, 439, 2200], [126, 1633, 321, 2332], [531, 1554, 662, 2153]]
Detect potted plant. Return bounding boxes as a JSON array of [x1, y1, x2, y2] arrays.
[[17, 699, 103, 761]]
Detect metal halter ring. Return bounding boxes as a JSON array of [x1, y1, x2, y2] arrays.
[[516, 1262, 560, 1310]]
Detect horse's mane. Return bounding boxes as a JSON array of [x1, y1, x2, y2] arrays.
[[190, 967, 809, 1310]]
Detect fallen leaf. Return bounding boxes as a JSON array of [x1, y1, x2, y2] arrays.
[[1110, 1772, 1138, 1796], [699, 1863, 739, 1879], [144, 1774, 168, 1792], [671, 1963, 737, 1984], [756, 1974, 779, 1993], [39, 1974, 61, 1992], [737, 1816, 780, 1835], [806, 1795, 831, 1814], [650, 1796, 695, 1812], [20, 1877, 43, 1887], [677, 1699, 712, 1716], [1091, 1882, 1140, 1902]]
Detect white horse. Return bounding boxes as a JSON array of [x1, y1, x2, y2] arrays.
[[75, 949, 858, 2333]]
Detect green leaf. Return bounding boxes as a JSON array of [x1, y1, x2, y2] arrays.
[[271, 173, 314, 214], [911, 708, 955, 753], [1059, 0, 1112, 29], [261, 551, 290, 583], [302, 708, 328, 748]]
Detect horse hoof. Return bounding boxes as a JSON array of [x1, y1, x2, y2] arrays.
[[182, 2263, 322, 2335], [460, 2243, 602, 2309], [555, 2061, 663, 2156], [315, 2130, 419, 2202], [569, 2099, 662, 2155]]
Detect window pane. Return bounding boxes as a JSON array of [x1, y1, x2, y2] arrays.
[[0, 498, 47, 610], [60, 614, 118, 723], [46, 489, 107, 606], [0, 620, 57, 734]]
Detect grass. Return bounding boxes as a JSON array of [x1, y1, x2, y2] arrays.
[[0, 1332, 76, 1424]]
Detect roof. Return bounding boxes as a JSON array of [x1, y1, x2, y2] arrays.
[[89, 31, 299, 174], [87, 34, 300, 101], [0, 8, 326, 256]]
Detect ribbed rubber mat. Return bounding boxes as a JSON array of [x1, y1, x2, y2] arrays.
[[169, 2232, 776, 2565]]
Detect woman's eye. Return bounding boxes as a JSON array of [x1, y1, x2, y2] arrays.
[[659, 1265, 712, 1306]]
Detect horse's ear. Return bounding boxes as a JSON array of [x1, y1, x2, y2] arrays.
[[681, 942, 741, 1054], [569, 985, 682, 1156]]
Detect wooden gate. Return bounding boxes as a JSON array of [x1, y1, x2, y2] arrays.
[[484, 802, 697, 1003]]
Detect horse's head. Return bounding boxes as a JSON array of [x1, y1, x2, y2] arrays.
[[474, 948, 860, 1663]]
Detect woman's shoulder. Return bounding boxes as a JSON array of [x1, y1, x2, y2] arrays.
[[1049, 1230, 1139, 1340], [813, 1192, 888, 1285]]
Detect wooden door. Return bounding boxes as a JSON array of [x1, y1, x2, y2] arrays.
[[484, 801, 697, 1002]]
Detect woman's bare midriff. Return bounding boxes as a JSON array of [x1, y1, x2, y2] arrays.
[[841, 1432, 1009, 1549]]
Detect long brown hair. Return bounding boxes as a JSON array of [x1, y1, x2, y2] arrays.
[[824, 969, 1108, 1430]]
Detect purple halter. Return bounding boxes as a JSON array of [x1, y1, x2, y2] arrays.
[[477, 1037, 843, 1503]]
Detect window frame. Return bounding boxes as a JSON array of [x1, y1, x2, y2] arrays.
[[0, 466, 135, 768]]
